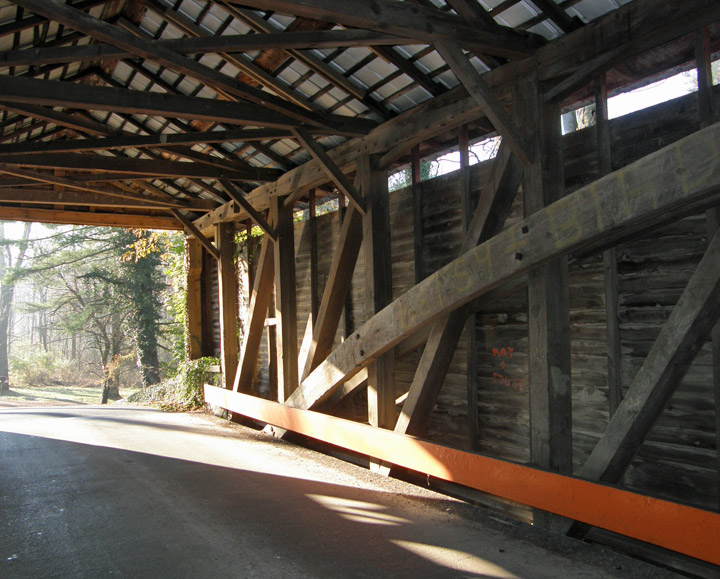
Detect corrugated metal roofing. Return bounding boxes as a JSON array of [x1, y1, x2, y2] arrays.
[[0, 0, 703, 215]]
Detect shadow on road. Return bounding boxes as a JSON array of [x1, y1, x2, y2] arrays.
[[0, 428, 512, 578]]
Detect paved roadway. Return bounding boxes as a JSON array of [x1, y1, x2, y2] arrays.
[[0, 406, 679, 578]]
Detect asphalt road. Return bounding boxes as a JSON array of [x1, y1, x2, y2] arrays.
[[0, 406, 679, 578]]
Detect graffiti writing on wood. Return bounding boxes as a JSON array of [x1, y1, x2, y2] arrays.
[[491, 347, 525, 392]]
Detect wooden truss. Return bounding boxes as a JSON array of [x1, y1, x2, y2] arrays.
[[1, 0, 720, 570]]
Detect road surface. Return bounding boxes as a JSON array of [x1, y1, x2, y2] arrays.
[[0, 406, 679, 578]]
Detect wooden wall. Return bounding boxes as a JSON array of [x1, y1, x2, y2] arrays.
[[229, 86, 719, 512]]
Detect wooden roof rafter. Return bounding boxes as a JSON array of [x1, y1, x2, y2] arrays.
[[0, 0, 713, 230], [11, 0, 371, 133], [220, 0, 543, 59], [214, 1, 395, 120]]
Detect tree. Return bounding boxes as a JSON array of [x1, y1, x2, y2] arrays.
[[117, 229, 164, 388], [0, 222, 31, 387], [16, 226, 170, 401]]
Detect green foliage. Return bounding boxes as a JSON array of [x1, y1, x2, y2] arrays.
[[11, 225, 176, 392], [161, 231, 188, 368], [124, 356, 220, 411], [9, 348, 77, 386], [177, 357, 220, 406], [388, 159, 439, 192]]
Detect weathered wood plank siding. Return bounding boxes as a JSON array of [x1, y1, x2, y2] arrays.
[[227, 86, 719, 510]]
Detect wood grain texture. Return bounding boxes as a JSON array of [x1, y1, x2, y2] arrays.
[[288, 122, 720, 411]]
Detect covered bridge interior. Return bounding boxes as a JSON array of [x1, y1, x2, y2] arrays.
[[1, 0, 719, 573]]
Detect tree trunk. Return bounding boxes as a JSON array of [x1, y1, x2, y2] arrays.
[[100, 353, 122, 404], [0, 223, 31, 385]]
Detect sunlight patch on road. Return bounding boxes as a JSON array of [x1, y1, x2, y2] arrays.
[[307, 494, 411, 526], [391, 540, 519, 578]]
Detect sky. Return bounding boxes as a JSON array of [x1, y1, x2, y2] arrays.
[[430, 66, 704, 177]]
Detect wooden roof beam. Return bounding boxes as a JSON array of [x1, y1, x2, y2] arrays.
[[0, 75, 311, 130], [444, 0, 505, 32], [0, 188, 212, 210], [530, 0, 582, 33], [0, 129, 307, 156], [94, 64, 275, 176], [0, 0, 108, 37], [218, 179, 276, 241], [135, 6, 319, 114], [10, 0, 320, 128], [169, 208, 220, 260], [440, 0, 505, 69], [0, 206, 182, 229], [219, 3, 393, 120], [370, 45, 442, 98], [0, 103, 111, 136], [0, 152, 282, 182], [0, 164, 195, 206], [11, 0, 377, 135], [221, 0, 542, 59], [0, 29, 417, 69], [291, 128, 366, 214], [434, 40, 531, 166]]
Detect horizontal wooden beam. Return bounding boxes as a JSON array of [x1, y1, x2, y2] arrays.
[[222, 0, 540, 59], [287, 122, 720, 411], [0, 129, 319, 156], [205, 385, 720, 567], [0, 188, 209, 210], [0, 103, 111, 136], [0, 164, 184, 205], [0, 206, 182, 229], [13, 0, 345, 132], [531, 0, 582, 33], [0, 152, 281, 182], [0, 30, 415, 68], [195, 0, 720, 234], [0, 75, 371, 135]]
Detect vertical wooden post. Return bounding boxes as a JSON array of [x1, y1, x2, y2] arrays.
[[596, 75, 623, 418], [200, 250, 214, 358], [271, 195, 298, 402], [215, 222, 239, 390], [696, 27, 720, 512], [309, 189, 320, 325], [338, 193, 353, 339], [359, 153, 395, 433], [234, 235, 275, 394], [185, 236, 203, 361], [459, 125, 479, 450], [411, 145, 424, 284], [245, 220, 255, 290], [696, 28, 716, 130], [520, 75, 573, 530]]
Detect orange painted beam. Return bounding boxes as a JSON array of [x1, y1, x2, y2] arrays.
[[206, 385, 720, 566]]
